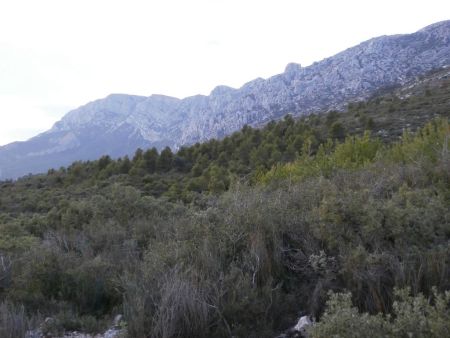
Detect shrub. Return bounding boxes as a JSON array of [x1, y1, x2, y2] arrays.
[[0, 301, 36, 338], [309, 288, 450, 338]]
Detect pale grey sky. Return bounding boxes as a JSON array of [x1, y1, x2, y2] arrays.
[[0, 0, 449, 145]]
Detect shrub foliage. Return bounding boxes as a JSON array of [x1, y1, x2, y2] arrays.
[[0, 72, 449, 337]]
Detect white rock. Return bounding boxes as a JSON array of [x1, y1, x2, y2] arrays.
[[294, 315, 312, 332]]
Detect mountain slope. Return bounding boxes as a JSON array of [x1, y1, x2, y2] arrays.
[[1, 20, 450, 179]]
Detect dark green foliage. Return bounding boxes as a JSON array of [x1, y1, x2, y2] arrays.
[[0, 70, 449, 336], [143, 148, 158, 173], [330, 121, 346, 139], [157, 147, 174, 172]]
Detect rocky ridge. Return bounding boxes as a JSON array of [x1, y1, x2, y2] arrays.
[[1, 20, 450, 179]]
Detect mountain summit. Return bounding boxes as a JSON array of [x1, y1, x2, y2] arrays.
[[1, 20, 450, 179]]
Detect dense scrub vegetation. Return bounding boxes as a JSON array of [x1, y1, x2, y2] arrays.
[[0, 71, 449, 337]]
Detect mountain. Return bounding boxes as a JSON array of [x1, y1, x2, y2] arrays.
[[1, 20, 450, 179]]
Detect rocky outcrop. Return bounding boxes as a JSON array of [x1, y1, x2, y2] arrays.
[[1, 20, 450, 179], [275, 315, 313, 338]]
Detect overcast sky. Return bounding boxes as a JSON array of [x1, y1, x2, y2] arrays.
[[0, 0, 449, 145]]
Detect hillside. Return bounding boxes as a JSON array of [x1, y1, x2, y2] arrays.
[[0, 72, 449, 337], [1, 20, 450, 179], [2, 66, 448, 203]]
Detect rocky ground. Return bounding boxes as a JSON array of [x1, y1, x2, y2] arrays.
[[25, 315, 126, 338]]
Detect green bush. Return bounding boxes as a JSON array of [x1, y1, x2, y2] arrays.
[[310, 288, 450, 338]]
